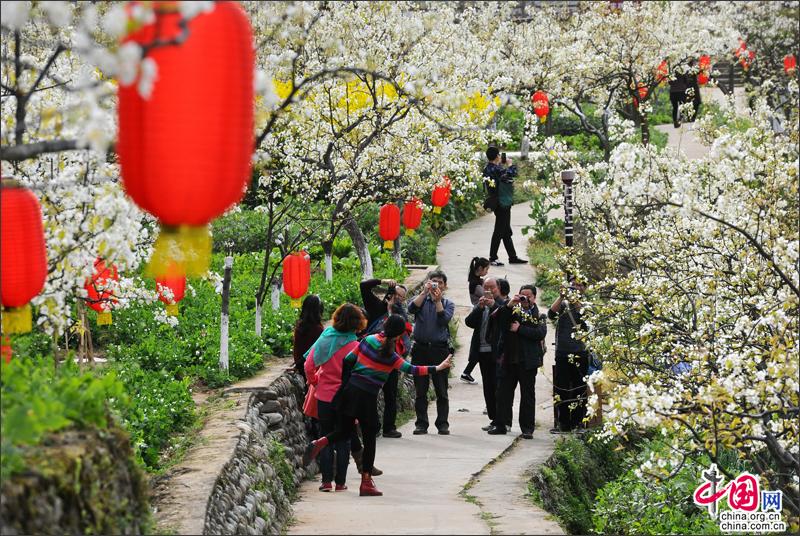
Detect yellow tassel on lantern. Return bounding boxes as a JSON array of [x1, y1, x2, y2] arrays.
[[383, 240, 394, 249], [433, 207, 442, 214], [1, 305, 32, 334], [165, 304, 179, 316], [147, 224, 211, 278], [96, 312, 112, 325], [405, 228, 415, 237], [291, 298, 302, 308], [540, 115, 547, 124]]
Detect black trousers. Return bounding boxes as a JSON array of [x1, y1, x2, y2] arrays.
[[477, 351, 496, 421], [327, 385, 379, 474], [489, 206, 518, 261], [317, 400, 350, 485], [670, 91, 686, 126], [554, 351, 589, 430], [496, 362, 537, 433], [381, 369, 399, 433], [411, 343, 450, 430]]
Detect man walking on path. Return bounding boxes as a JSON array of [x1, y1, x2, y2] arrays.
[[549, 277, 589, 433], [487, 285, 547, 438], [484, 146, 527, 267], [408, 270, 455, 435], [359, 278, 409, 438], [464, 277, 501, 429]]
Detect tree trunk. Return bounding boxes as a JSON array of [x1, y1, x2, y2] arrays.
[[639, 111, 650, 146], [219, 256, 233, 371], [392, 236, 402, 265], [271, 279, 281, 311], [255, 301, 262, 337], [322, 239, 333, 282], [344, 214, 373, 279], [520, 136, 530, 160]]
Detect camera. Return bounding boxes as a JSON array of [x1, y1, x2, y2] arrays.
[[501, 152, 507, 164], [431, 282, 438, 289]]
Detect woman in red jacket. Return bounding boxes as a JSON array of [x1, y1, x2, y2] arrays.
[[304, 303, 367, 492], [304, 315, 453, 497]]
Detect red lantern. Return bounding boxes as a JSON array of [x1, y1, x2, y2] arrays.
[[283, 251, 310, 308], [156, 273, 186, 317], [655, 60, 668, 84], [699, 55, 711, 70], [784, 54, 797, 75], [402, 198, 424, 236], [379, 204, 401, 250], [637, 83, 648, 100], [1, 179, 48, 334], [117, 2, 254, 278], [531, 90, 549, 123], [698, 71, 709, 85], [84, 258, 119, 326], [431, 177, 452, 214]]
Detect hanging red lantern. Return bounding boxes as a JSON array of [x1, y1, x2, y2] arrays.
[[1, 179, 48, 334], [784, 54, 797, 75], [117, 2, 254, 279], [403, 198, 424, 236], [156, 272, 186, 317], [531, 90, 549, 123], [655, 60, 668, 84], [379, 204, 401, 250], [84, 258, 119, 326], [637, 83, 648, 100], [431, 177, 452, 214], [697, 71, 709, 85], [283, 251, 311, 308], [699, 55, 711, 70]]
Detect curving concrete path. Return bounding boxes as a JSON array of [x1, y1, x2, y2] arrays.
[[288, 202, 563, 535]]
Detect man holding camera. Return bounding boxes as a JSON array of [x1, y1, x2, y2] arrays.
[[487, 285, 546, 438], [360, 278, 409, 439], [484, 146, 527, 267], [408, 270, 455, 435], [464, 277, 502, 430], [548, 277, 589, 433]]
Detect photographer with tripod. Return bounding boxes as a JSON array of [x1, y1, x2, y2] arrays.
[[548, 276, 589, 434]]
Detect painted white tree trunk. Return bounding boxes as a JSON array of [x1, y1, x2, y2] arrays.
[[255, 300, 262, 337], [521, 136, 530, 159], [325, 252, 333, 282], [219, 255, 233, 371], [271, 281, 280, 311]]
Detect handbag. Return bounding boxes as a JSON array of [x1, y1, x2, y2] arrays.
[[302, 380, 319, 419]]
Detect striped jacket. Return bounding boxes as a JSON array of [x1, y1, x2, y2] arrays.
[[344, 334, 434, 395]]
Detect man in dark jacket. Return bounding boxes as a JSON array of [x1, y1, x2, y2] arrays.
[[669, 66, 689, 128], [484, 146, 527, 267], [464, 277, 502, 431], [548, 276, 589, 433], [360, 278, 408, 438], [488, 284, 547, 439]]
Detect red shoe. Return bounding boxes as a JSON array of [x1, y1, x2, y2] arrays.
[[302, 437, 329, 466], [359, 472, 383, 496], [335, 484, 348, 492], [319, 482, 333, 492]]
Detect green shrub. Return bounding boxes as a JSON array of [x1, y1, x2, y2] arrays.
[[211, 209, 269, 253], [592, 440, 736, 535], [529, 433, 637, 534], [495, 106, 525, 149], [0, 356, 127, 479], [110, 361, 195, 469]]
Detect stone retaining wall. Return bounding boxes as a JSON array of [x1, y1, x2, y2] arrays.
[[203, 369, 415, 535]]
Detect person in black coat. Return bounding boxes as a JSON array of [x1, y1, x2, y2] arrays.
[[669, 68, 689, 128], [464, 277, 502, 430], [487, 284, 547, 439]]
